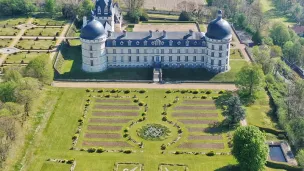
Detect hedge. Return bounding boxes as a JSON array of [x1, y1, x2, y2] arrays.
[[266, 161, 303, 171], [253, 124, 286, 136]]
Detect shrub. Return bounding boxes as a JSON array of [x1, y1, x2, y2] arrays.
[[201, 95, 207, 99], [179, 11, 192, 21], [139, 89, 146, 93], [218, 90, 225, 94], [167, 103, 172, 107], [87, 147, 96, 153], [86, 89, 91, 92], [162, 116, 167, 121], [123, 134, 129, 138], [206, 90, 212, 94], [96, 147, 104, 153], [141, 112, 146, 116], [56, 32, 59, 36], [212, 96, 219, 100], [97, 89, 103, 93], [192, 90, 199, 94], [78, 117, 84, 123], [277, 134, 286, 139], [138, 102, 144, 106], [181, 90, 187, 94], [124, 90, 130, 94], [206, 151, 215, 156], [123, 150, 132, 154], [175, 151, 181, 154], [166, 90, 172, 94], [133, 98, 139, 103], [104, 94, 111, 98], [110, 89, 118, 93], [35, 37, 39, 41], [124, 127, 129, 133], [72, 134, 78, 140], [178, 129, 183, 134], [161, 144, 166, 150], [67, 159, 74, 164]]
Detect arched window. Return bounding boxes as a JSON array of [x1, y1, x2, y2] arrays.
[[97, 6, 101, 14], [104, 5, 108, 14]]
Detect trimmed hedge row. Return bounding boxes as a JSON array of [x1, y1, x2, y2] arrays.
[[253, 124, 286, 136], [266, 161, 303, 171]]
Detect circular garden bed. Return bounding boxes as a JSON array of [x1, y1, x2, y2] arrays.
[[138, 124, 171, 141]]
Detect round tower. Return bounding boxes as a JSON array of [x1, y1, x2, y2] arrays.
[[205, 10, 232, 72], [80, 18, 108, 72]]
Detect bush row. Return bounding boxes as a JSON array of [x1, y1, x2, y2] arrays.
[[266, 161, 303, 171]]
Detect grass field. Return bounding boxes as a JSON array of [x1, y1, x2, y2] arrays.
[[24, 28, 63, 37], [15, 39, 55, 50], [5, 52, 49, 64], [0, 26, 19, 36], [0, 39, 11, 48], [0, 17, 27, 26], [32, 17, 67, 26]]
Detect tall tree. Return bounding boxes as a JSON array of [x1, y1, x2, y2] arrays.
[[123, 0, 144, 12], [77, 0, 94, 19], [232, 126, 269, 171], [25, 57, 54, 84], [270, 22, 291, 46], [223, 95, 246, 125], [44, 0, 56, 16], [236, 64, 265, 96]]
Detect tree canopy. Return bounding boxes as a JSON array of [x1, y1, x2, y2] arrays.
[[24, 57, 54, 84], [232, 126, 269, 171], [223, 95, 246, 125]]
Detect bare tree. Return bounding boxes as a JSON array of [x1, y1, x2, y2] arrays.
[[123, 0, 144, 12]]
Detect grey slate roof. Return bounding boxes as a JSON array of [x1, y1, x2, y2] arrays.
[[108, 31, 202, 40], [206, 11, 232, 40], [80, 19, 106, 40]]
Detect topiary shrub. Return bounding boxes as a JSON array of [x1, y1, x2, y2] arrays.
[[87, 147, 96, 153], [86, 89, 91, 92], [139, 89, 146, 94], [124, 90, 130, 94], [133, 98, 139, 103], [124, 127, 129, 133], [212, 96, 219, 100], [97, 89, 103, 93], [201, 95, 207, 99], [161, 144, 166, 150], [162, 116, 167, 121], [110, 89, 118, 93], [218, 90, 225, 94], [167, 103, 172, 107], [138, 102, 144, 106], [206, 90, 212, 94], [166, 90, 172, 94], [192, 90, 199, 94], [179, 11, 192, 21], [123, 150, 132, 154], [72, 134, 78, 140], [181, 90, 187, 94], [175, 151, 181, 155], [123, 134, 129, 138], [96, 147, 104, 153], [141, 112, 146, 116], [104, 94, 111, 98], [206, 151, 215, 156], [78, 117, 84, 123]]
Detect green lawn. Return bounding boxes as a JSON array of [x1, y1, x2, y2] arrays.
[[148, 14, 179, 20], [0, 17, 27, 26], [0, 26, 19, 36], [0, 39, 11, 48], [15, 39, 55, 50], [199, 24, 207, 32], [20, 88, 239, 171], [230, 49, 243, 59], [24, 28, 63, 37], [39, 162, 71, 171], [5, 52, 49, 64], [67, 25, 80, 37], [162, 60, 248, 82], [32, 17, 67, 26]]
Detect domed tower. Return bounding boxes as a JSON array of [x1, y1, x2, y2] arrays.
[[205, 10, 232, 72], [80, 18, 108, 72]]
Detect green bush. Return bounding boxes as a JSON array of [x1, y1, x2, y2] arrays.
[[218, 90, 225, 94], [206, 90, 212, 94], [78, 117, 84, 123], [175, 151, 181, 154], [124, 90, 130, 94], [161, 144, 166, 150], [167, 103, 172, 107], [166, 90, 172, 94], [124, 127, 129, 133], [201, 95, 207, 99], [123, 150, 132, 154], [87, 147, 96, 153], [206, 151, 215, 156], [192, 90, 199, 94], [138, 102, 144, 106], [139, 89, 146, 93], [212, 96, 219, 100], [123, 134, 129, 138], [86, 89, 91, 92], [181, 90, 187, 94], [97, 89, 103, 93], [162, 116, 168, 121], [141, 112, 147, 116], [104, 94, 111, 98], [96, 147, 104, 153], [110, 89, 118, 93], [179, 11, 192, 21], [133, 98, 139, 103], [72, 134, 78, 140], [266, 161, 302, 171]]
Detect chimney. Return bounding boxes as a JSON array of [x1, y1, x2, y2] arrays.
[[149, 30, 152, 37], [217, 10, 223, 19], [83, 16, 87, 28], [123, 30, 127, 37], [163, 30, 167, 38]]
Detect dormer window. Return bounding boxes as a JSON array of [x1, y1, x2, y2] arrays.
[[169, 40, 173, 46], [144, 40, 148, 46], [128, 40, 132, 46], [97, 6, 101, 14], [104, 5, 108, 14], [186, 40, 189, 46], [112, 40, 116, 46]]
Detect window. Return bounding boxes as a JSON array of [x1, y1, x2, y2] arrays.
[[219, 45, 222, 51], [193, 56, 196, 62], [161, 49, 164, 54], [152, 56, 154, 61], [136, 56, 139, 62], [121, 49, 124, 54], [219, 53, 222, 57], [144, 56, 147, 62], [113, 49, 116, 54], [121, 56, 124, 62], [144, 49, 147, 54], [161, 56, 164, 62], [202, 49, 205, 54], [201, 56, 204, 62], [113, 56, 116, 62], [128, 49, 131, 54], [177, 49, 181, 54], [218, 60, 222, 66], [211, 59, 214, 65], [185, 49, 189, 54], [156, 49, 159, 54], [169, 49, 172, 54], [128, 56, 131, 62], [107, 57, 108, 62], [136, 49, 139, 54], [211, 52, 214, 57], [226, 58, 228, 64], [90, 60, 93, 66], [169, 56, 172, 62], [90, 46, 93, 51], [212, 45, 214, 50], [90, 53, 93, 58], [185, 56, 188, 62], [177, 56, 180, 62], [194, 49, 197, 54]]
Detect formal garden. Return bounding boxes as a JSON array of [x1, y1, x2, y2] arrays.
[[4, 52, 49, 64], [24, 27, 63, 37]]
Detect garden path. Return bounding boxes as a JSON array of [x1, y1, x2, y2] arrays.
[[230, 26, 251, 63], [52, 81, 237, 90]]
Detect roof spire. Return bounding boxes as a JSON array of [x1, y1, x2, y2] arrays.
[[217, 10, 223, 19]]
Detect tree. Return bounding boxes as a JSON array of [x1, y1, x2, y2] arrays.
[[0, 81, 17, 102], [77, 0, 94, 19], [223, 95, 245, 125], [296, 149, 304, 167], [236, 64, 265, 97], [25, 57, 54, 84], [179, 11, 192, 21], [252, 46, 273, 74], [289, 119, 304, 149], [2, 69, 22, 83], [270, 45, 282, 58], [232, 126, 269, 171], [252, 30, 262, 45], [262, 37, 273, 46], [270, 22, 291, 46], [44, 0, 57, 16], [2, 102, 23, 116], [123, 0, 144, 12], [206, 0, 213, 6]]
